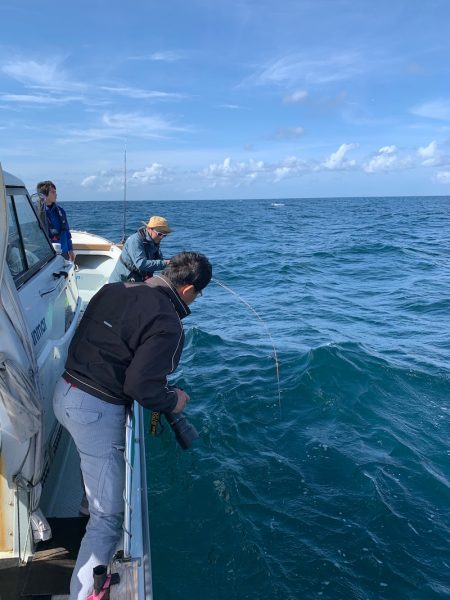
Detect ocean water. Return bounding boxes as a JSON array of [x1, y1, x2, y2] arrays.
[[67, 196, 450, 599]]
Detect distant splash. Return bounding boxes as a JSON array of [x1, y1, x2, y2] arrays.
[[270, 202, 285, 207]]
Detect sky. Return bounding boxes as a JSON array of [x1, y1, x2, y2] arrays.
[[1, 0, 450, 201]]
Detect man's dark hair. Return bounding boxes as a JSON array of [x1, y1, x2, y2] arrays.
[[163, 251, 212, 292], [37, 180, 56, 197]]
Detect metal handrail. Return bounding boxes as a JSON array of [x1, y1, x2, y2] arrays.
[[123, 405, 134, 558]]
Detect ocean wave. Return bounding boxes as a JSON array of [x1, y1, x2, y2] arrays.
[[344, 242, 408, 256], [399, 298, 450, 314], [71, 198, 450, 599]]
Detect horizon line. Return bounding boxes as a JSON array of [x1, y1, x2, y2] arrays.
[[63, 194, 450, 202]]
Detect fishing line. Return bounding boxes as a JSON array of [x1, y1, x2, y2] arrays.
[[212, 278, 281, 407]]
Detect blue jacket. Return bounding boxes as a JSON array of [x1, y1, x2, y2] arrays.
[[109, 227, 166, 283], [45, 203, 73, 254]]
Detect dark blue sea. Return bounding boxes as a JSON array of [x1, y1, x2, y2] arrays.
[[67, 196, 450, 600]]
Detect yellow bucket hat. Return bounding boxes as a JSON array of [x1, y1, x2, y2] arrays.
[[144, 216, 173, 233]]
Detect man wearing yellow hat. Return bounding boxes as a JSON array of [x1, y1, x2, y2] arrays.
[[109, 216, 172, 283]]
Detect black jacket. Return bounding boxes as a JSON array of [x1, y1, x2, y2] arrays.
[[64, 275, 190, 412]]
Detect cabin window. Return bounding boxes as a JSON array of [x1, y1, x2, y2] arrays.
[[6, 191, 54, 286]]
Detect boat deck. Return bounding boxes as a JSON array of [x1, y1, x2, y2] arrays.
[[0, 516, 88, 599]]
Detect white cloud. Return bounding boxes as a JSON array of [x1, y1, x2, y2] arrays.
[[322, 143, 357, 170], [434, 171, 450, 184], [378, 145, 397, 155], [80, 163, 171, 192], [1, 59, 85, 92], [201, 150, 349, 188], [218, 104, 242, 110], [0, 93, 81, 105], [150, 51, 186, 62], [364, 154, 397, 173], [129, 51, 186, 62], [363, 145, 412, 173], [411, 99, 450, 121], [2, 59, 56, 85], [417, 140, 443, 167], [61, 128, 127, 143], [100, 86, 184, 100], [273, 156, 309, 181], [102, 112, 184, 134], [283, 90, 308, 104], [273, 166, 291, 181], [132, 163, 169, 184], [62, 111, 188, 143], [417, 140, 438, 159], [81, 175, 97, 187], [1, 57, 188, 109], [74, 135, 450, 194], [201, 157, 267, 186], [250, 52, 362, 87], [80, 170, 122, 191], [200, 146, 359, 188], [275, 127, 305, 140]]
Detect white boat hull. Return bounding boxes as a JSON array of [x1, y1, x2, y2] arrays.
[[0, 166, 151, 599], [72, 230, 122, 310]]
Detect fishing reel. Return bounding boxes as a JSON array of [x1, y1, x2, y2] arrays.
[[150, 410, 199, 450]]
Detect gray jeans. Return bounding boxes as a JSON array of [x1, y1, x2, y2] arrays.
[[53, 377, 126, 600]]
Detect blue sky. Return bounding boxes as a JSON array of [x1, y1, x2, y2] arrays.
[[1, 0, 450, 201]]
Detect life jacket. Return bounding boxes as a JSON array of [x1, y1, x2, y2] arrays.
[[46, 203, 67, 241]]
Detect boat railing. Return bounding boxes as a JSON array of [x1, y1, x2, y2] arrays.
[[123, 406, 134, 559], [115, 401, 152, 597]]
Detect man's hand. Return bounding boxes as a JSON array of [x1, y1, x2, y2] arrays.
[[68, 250, 76, 262], [173, 387, 190, 413]]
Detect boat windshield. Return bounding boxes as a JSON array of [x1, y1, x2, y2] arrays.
[[6, 191, 55, 287]]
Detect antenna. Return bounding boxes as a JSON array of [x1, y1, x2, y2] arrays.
[[120, 148, 127, 244]]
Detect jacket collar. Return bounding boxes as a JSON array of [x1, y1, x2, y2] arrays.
[[142, 227, 157, 245], [146, 274, 191, 319]]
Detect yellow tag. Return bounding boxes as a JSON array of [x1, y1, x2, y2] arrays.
[[150, 411, 161, 436]]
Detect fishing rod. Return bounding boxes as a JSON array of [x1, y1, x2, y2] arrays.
[[212, 278, 281, 408], [120, 148, 127, 244]]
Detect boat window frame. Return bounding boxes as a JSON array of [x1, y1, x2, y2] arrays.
[[6, 186, 56, 289]]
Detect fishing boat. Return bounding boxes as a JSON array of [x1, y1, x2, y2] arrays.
[[0, 165, 152, 599], [72, 230, 122, 312]]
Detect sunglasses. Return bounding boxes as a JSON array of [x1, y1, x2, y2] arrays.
[[152, 229, 168, 238]]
